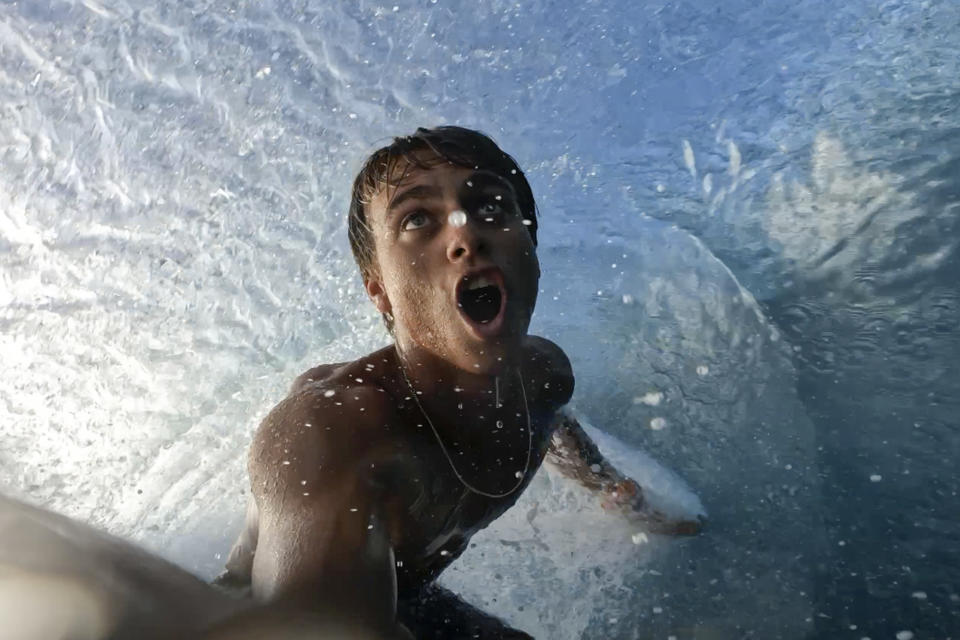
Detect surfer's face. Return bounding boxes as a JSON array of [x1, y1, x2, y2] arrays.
[[364, 157, 540, 373]]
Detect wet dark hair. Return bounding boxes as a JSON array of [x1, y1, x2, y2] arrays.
[[347, 126, 539, 285]]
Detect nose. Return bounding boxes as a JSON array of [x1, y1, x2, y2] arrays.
[[446, 209, 488, 262]]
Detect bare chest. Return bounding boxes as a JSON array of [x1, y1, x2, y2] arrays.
[[385, 408, 554, 592]]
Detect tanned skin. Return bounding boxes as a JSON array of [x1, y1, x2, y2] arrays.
[[218, 158, 702, 638]]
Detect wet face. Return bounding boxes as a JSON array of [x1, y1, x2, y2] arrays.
[[364, 158, 540, 374]]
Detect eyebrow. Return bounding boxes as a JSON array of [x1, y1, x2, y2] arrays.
[[386, 184, 442, 217], [465, 171, 516, 194], [384, 170, 517, 219]]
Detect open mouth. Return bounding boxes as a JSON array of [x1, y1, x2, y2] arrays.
[[456, 269, 507, 332]]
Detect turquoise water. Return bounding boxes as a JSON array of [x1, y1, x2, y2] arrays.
[[0, 1, 957, 637]]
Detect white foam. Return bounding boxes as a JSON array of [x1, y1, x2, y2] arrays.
[[567, 409, 706, 522]]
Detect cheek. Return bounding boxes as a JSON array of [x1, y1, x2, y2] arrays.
[[386, 264, 437, 314]]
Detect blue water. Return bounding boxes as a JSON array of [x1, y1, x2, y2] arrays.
[[0, 0, 957, 638]]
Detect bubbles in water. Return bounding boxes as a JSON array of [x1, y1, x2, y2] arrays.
[[621, 294, 634, 305], [696, 365, 710, 377], [496, 420, 503, 429], [727, 140, 742, 177], [896, 632, 915, 640], [910, 591, 927, 600], [634, 391, 663, 406], [682, 139, 696, 179], [631, 532, 649, 545], [650, 417, 667, 431], [869, 474, 882, 482], [449, 210, 467, 227], [514, 471, 523, 478]]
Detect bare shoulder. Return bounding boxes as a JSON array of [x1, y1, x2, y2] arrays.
[[289, 362, 347, 393], [249, 375, 397, 498], [523, 335, 575, 409], [289, 346, 396, 393]]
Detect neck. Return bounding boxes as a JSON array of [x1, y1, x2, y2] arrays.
[[392, 338, 534, 499], [392, 337, 524, 411], [394, 334, 521, 392]]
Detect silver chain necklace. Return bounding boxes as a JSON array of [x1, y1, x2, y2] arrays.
[[396, 351, 533, 499]]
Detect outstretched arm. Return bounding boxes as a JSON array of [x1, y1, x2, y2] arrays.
[[239, 384, 411, 639], [545, 409, 704, 536]]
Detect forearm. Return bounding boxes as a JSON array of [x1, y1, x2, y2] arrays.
[[545, 409, 630, 494], [546, 409, 704, 535]]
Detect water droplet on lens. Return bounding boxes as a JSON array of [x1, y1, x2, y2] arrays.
[[449, 210, 467, 227]]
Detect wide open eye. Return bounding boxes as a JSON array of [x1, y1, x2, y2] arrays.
[[476, 192, 520, 222], [478, 200, 505, 219], [401, 210, 430, 231]]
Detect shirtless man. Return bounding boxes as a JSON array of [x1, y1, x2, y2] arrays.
[[215, 126, 702, 639]]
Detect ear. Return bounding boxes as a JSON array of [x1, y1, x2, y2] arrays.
[[364, 276, 392, 315]]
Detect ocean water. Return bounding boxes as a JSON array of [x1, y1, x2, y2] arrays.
[[0, 0, 957, 638]]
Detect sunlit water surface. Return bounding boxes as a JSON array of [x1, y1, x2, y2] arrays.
[[1, 1, 958, 638]]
